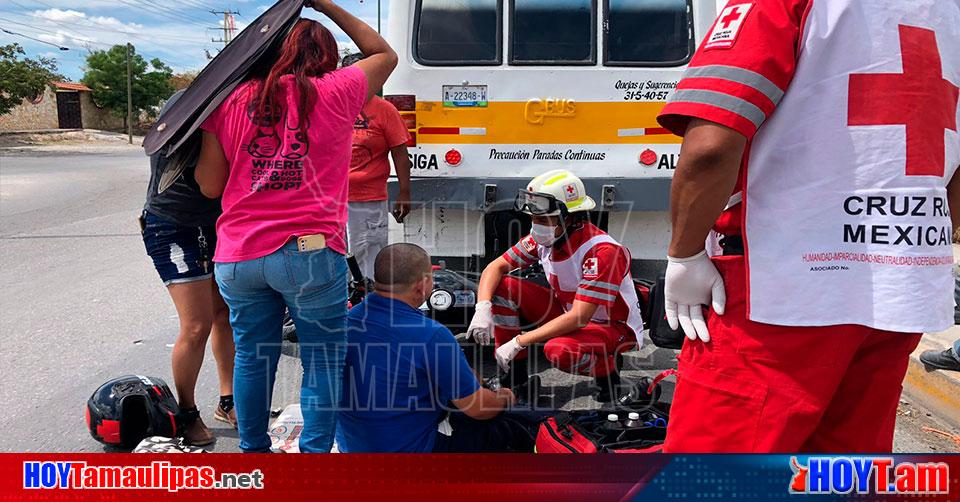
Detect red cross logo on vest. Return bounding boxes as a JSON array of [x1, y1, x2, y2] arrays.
[[719, 7, 744, 29], [848, 25, 959, 177]]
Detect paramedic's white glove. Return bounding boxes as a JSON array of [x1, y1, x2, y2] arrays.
[[495, 336, 525, 371], [664, 250, 726, 343], [467, 301, 494, 345]]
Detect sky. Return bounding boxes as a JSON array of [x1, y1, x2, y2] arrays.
[[0, 0, 386, 81]]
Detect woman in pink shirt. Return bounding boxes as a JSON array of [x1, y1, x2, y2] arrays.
[[195, 0, 397, 453]]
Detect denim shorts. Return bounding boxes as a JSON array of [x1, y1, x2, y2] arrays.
[[141, 211, 217, 286]]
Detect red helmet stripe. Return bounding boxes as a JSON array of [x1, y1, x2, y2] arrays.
[[96, 419, 121, 444], [168, 411, 177, 437]]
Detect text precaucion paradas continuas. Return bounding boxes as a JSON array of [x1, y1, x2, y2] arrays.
[[489, 148, 606, 161]]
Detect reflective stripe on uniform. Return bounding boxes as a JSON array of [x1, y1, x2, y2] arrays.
[[514, 244, 537, 262], [492, 296, 520, 311], [493, 314, 520, 327], [682, 64, 785, 105], [580, 280, 620, 292], [725, 191, 743, 210], [576, 288, 617, 302], [569, 353, 593, 374], [506, 248, 524, 265], [667, 89, 766, 129]]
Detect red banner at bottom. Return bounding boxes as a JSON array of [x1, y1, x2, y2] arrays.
[[3, 454, 959, 501]]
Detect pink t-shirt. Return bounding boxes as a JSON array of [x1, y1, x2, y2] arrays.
[[201, 66, 368, 262]]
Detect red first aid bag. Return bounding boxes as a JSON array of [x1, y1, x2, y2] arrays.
[[536, 413, 602, 453], [611, 444, 663, 453], [535, 409, 667, 454]]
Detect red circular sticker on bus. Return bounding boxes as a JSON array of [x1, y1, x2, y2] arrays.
[[445, 149, 462, 166], [639, 149, 657, 166]]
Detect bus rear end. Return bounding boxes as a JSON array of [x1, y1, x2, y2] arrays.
[[385, 0, 718, 280]]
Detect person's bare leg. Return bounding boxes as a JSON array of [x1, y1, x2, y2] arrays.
[[210, 281, 235, 397], [167, 280, 216, 409]]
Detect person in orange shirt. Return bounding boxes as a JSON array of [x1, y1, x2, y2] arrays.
[[343, 52, 413, 280]]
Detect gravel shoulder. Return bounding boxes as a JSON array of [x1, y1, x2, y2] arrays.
[[0, 130, 145, 156]]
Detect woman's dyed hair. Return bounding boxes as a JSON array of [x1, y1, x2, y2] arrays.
[[255, 18, 339, 129]]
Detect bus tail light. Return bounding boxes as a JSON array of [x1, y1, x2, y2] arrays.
[[445, 149, 462, 166]]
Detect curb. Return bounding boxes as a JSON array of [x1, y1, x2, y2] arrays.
[[904, 352, 960, 430], [0, 129, 82, 136], [0, 129, 139, 138]]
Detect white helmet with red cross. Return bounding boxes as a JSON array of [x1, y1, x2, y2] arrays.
[[515, 169, 596, 216]]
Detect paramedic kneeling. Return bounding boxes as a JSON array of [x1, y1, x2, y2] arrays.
[[467, 170, 644, 402], [657, 0, 959, 452], [337, 243, 535, 453]]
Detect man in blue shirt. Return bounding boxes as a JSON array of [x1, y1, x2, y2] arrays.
[[338, 243, 535, 452]]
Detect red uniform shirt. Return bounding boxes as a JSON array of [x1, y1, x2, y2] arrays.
[[657, 0, 959, 332], [502, 223, 633, 323], [658, 0, 810, 236]]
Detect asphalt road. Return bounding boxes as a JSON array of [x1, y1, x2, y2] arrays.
[[0, 145, 954, 453]]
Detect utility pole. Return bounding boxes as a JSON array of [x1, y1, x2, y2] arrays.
[[210, 9, 240, 46], [126, 42, 133, 145]]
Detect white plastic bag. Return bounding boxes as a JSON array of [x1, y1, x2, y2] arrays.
[[268, 404, 303, 453]]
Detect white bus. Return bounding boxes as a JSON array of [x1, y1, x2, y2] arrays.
[[383, 0, 721, 280]]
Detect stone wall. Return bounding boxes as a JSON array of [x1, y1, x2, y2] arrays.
[[80, 93, 125, 131], [0, 89, 125, 132], [0, 88, 59, 132]]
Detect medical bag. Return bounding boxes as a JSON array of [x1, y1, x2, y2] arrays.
[[535, 404, 668, 454]]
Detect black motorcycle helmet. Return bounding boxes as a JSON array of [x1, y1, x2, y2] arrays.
[[85, 375, 181, 449]]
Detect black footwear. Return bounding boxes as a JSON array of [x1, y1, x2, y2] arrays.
[[595, 372, 622, 403], [920, 348, 960, 372]]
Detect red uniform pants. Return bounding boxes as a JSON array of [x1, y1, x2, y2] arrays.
[[491, 276, 634, 378], [664, 256, 921, 453]]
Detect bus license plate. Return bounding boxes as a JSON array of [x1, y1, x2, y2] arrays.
[[443, 85, 487, 108]]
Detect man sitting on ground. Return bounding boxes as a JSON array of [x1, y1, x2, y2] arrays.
[[337, 243, 535, 453]]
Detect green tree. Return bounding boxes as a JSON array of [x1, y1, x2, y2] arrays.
[[81, 44, 174, 127], [0, 43, 63, 116]]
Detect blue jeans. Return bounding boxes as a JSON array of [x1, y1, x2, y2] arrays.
[[215, 243, 347, 453]]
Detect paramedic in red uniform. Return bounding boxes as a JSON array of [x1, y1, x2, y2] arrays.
[[466, 170, 645, 402], [658, 0, 960, 452]]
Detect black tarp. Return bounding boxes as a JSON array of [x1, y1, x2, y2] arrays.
[[142, 0, 305, 191]]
